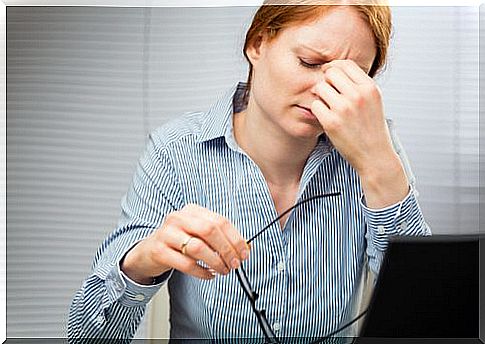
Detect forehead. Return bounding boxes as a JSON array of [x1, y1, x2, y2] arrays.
[[277, 6, 376, 67]]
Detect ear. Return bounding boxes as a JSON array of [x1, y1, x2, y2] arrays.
[[245, 33, 267, 66]]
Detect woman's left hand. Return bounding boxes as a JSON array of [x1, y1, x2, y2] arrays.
[[310, 59, 409, 208], [311, 59, 393, 174]]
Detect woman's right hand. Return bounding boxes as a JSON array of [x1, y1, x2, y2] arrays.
[[120, 204, 250, 284]]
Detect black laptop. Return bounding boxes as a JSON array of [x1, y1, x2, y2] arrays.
[[359, 234, 480, 338]]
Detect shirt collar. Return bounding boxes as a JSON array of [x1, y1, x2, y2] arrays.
[[197, 82, 246, 144]]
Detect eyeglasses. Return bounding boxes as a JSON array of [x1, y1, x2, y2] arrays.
[[234, 191, 369, 343], [162, 189, 368, 342]]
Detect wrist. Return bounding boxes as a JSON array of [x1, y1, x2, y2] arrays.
[[121, 240, 173, 285], [358, 153, 409, 208], [120, 246, 154, 285]]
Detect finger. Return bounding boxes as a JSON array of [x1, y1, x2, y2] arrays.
[[324, 60, 372, 85], [162, 246, 215, 280], [324, 66, 361, 99], [162, 227, 229, 275], [177, 205, 241, 270], [314, 80, 345, 111], [189, 206, 244, 269], [181, 236, 230, 275], [311, 98, 337, 130], [206, 212, 250, 261]]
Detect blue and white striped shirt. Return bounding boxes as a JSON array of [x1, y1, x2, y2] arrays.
[[68, 82, 431, 342]]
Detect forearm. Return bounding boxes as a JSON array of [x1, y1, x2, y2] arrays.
[[358, 150, 409, 209]]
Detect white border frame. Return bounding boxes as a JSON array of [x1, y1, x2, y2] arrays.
[[1, 1, 482, 342], [1, 1, 5, 342], [1, 0, 483, 6]]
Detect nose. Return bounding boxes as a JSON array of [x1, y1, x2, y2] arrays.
[[310, 64, 329, 90], [309, 67, 329, 104], [309, 75, 324, 98]]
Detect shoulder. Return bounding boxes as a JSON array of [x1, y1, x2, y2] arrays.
[[148, 82, 240, 154], [149, 111, 206, 151]]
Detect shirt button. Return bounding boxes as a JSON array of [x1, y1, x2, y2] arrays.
[[277, 261, 285, 272], [273, 322, 281, 331], [377, 225, 385, 234], [400, 221, 408, 231], [96, 315, 105, 325], [133, 294, 145, 302]]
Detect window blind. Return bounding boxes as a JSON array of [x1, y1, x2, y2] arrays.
[[7, 7, 148, 337], [378, 6, 479, 235], [6, 5, 257, 338]]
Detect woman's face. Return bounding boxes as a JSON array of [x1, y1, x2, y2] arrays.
[[246, 6, 377, 141]]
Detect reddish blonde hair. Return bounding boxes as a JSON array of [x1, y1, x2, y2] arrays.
[[242, 0, 392, 101]]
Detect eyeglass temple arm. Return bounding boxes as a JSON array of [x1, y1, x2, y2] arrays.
[[235, 267, 281, 343], [309, 307, 370, 344], [247, 192, 341, 244]]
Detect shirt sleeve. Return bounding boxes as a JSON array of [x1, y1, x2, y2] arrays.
[[361, 119, 432, 276], [67, 130, 183, 342]]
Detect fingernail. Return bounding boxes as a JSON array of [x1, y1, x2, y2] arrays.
[[231, 258, 240, 269], [240, 249, 249, 260]]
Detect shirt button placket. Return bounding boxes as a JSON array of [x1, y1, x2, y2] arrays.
[[96, 314, 105, 325], [400, 221, 408, 231], [272, 252, 287, 338], [277, 261, 285, 273], [377, 225, 385, 235], [273, 321, 281, 333]]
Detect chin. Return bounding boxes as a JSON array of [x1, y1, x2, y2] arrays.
[[286, 122, 323, 141]]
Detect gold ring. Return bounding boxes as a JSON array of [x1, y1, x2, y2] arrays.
[[181, 236, 194, 255]]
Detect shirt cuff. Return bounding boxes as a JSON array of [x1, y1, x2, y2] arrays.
[[104, 256, 173, 308], [360, 185, 428, 250]]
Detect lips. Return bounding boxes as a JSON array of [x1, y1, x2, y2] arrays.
[[295, 105, 317, 118], [298, 105, 312, 112]]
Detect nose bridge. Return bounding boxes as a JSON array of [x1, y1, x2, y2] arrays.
[[309, 69, 326, 94]]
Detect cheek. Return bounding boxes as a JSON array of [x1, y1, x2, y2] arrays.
[[276, 57, 320, 92], [285, 73, 318, 98], [268, 60, 311, 95], [262, 49, 297, 83], [254, 51, 316, 102]]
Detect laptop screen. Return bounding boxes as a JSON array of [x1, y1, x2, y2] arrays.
[[360, 234, 480, 338]]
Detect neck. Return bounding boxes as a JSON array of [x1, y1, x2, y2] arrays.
[[233, 103, 317, 188]]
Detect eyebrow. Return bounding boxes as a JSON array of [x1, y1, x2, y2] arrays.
[[299, 44, 370, 73]]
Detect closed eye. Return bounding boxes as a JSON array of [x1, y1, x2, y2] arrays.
[[298, 58, 324, 69]]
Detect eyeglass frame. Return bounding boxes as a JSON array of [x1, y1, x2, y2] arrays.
[[234, 192, 341, 343], [161, 190, 369, 342]]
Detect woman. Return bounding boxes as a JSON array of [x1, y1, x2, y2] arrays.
[[68, 1, 431, 341]]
